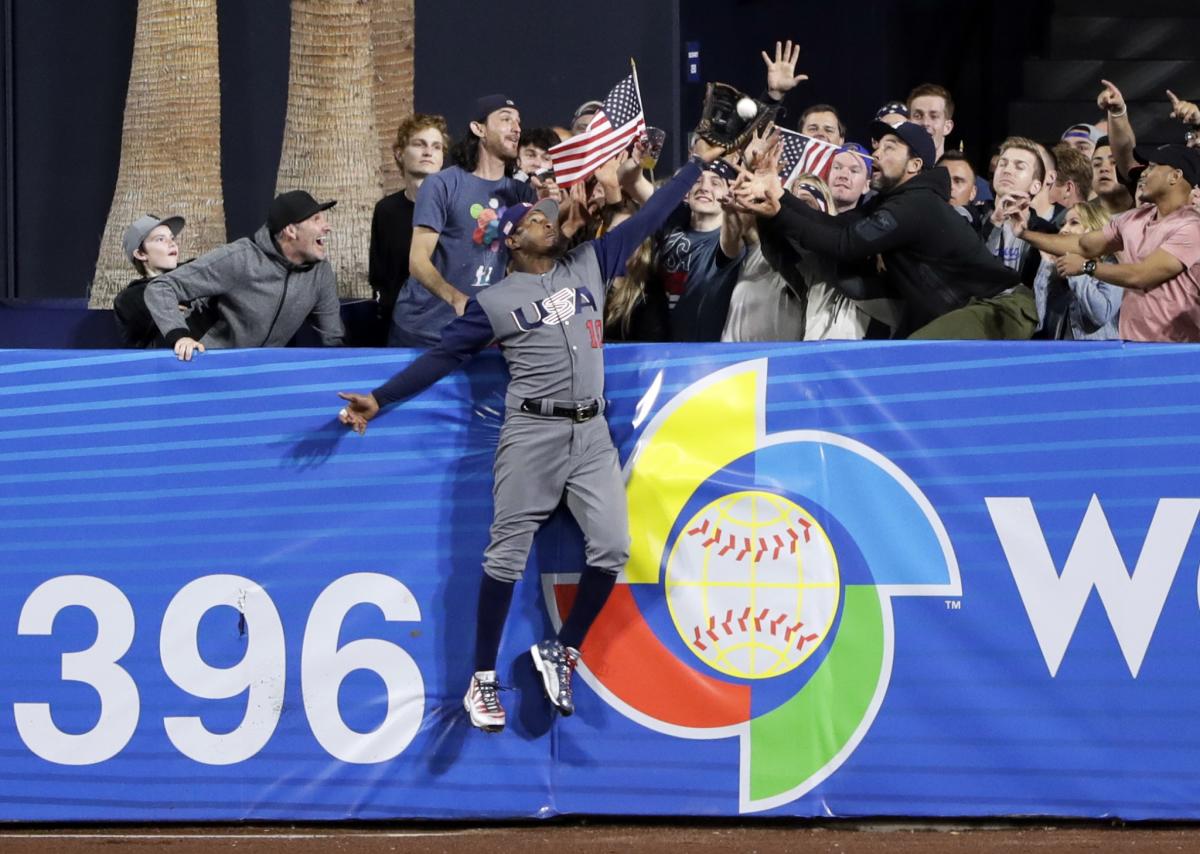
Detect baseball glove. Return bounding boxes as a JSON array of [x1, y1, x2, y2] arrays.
[[694, 82, 776, 151]]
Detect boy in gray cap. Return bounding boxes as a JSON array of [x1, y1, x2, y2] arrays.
[[112, 214, 216, 348], [124, 213, 185, 278]]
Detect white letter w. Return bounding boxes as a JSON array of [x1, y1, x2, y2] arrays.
[[986, 496, 1199, 678]]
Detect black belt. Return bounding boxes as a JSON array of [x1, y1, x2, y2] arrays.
[[520, 398, 601, 422]]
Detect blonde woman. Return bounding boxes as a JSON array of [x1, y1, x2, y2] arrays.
[[1033, 200, 1122, 339], [603, 237, 670, 341]]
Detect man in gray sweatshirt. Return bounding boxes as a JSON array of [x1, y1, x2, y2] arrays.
[[146, 190, 345, 360]]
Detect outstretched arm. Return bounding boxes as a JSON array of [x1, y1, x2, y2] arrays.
[[591, 142, 726, 281], [1020, 226, 1122, 260], [1098, 79, 1137, 178], [617, 141, 656, 207], [762, 40, 808, 104], [146, 245, 247, 361], [756, 188, 914, 262], [1019, 229, 1084, 258], [1011, 202, 1124, 260], [336, 300, 493, 434], [1055, 247, 1187, 292]]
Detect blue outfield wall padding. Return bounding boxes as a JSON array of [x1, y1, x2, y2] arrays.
[[3, 342, 1200, 821], [0, 299, 380, 349]]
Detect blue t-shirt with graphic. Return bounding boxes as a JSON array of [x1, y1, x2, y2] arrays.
[[657, 215, 744, 342], [389, 166, 535, 347]]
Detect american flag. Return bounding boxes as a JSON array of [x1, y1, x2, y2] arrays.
[[776, 128, 841, 185], [549, 71, 647, 187]]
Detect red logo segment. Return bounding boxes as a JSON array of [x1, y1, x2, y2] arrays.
[[554, 583, 751, 728]]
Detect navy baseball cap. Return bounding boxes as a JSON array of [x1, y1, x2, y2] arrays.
[[1133, 143, 1200, 186], [839, 142, 873, 176], [475, 94, 517, 123], [704, 159, 738, 182], [870, 120, 936, 171], [498, 198, 559, 240], [268, 190, 336, 234], [874, 101, 909, 121]]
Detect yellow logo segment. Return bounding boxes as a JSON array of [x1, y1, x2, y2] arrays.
[[624, 369, 759, 585]]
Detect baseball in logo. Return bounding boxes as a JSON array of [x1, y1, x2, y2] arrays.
[[545, 359, 961, 813], [667, 492, 838, 680]]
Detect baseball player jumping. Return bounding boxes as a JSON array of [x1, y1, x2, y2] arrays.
[[337, 138, 729, 732]]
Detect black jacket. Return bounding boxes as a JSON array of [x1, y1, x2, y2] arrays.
[[760, 168, 1020, 337], [112, 264, 217, 348], [368, 190, 415, 345]]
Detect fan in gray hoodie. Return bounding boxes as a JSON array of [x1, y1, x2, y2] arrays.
[[145, 190, 345, 360]]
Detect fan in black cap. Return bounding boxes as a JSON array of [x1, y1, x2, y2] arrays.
[[268, 190, 337, 236]]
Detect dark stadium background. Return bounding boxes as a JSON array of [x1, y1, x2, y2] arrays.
[[0, 0, 1042, 302]]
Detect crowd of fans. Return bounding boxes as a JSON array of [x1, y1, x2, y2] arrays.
[[114, 42, 1200, 358]]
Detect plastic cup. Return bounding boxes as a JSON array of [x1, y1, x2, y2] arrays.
[[640, 127, 666, 170]]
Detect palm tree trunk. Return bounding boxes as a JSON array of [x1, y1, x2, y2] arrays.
[[371, 0, 415, 197], [90, 0, 225, 308], [277, 0, 398, 300]]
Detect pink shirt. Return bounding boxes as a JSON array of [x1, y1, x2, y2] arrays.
[[1105, 204, 1200, 342]]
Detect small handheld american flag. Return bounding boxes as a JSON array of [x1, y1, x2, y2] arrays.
[[549, 65, 648, 188], [776, 127, 841, 185]]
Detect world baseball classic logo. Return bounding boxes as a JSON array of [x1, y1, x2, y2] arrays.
[[546, 359, 961, 813]]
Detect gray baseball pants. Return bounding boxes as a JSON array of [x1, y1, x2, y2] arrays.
[[482, 411, 630, 582]]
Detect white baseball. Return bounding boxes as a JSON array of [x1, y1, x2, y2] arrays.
[[736, 97, 758, 121]]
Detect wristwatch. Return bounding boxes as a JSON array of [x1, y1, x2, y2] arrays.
[[1082, 259, 1097, 276]]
